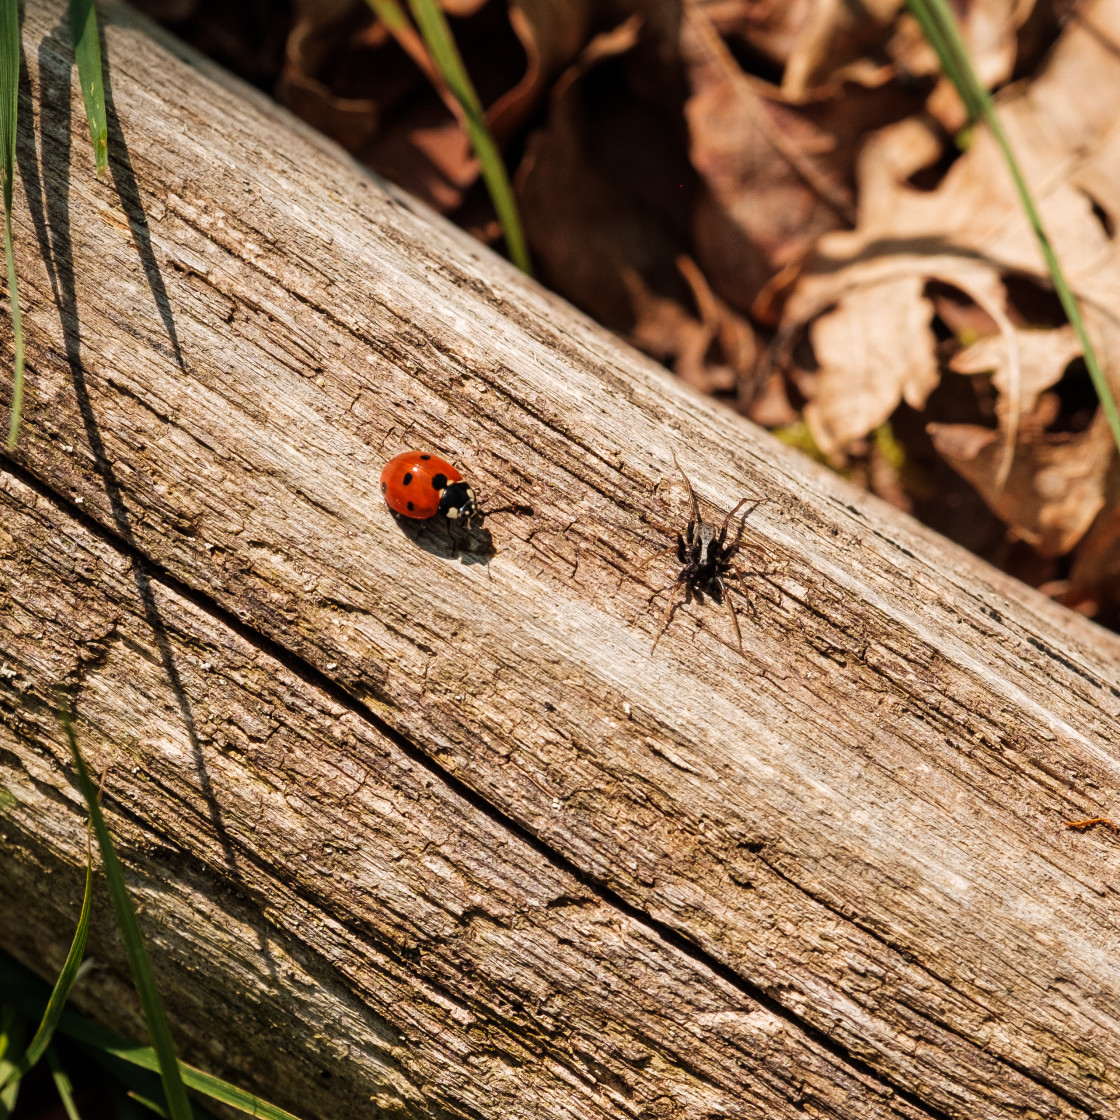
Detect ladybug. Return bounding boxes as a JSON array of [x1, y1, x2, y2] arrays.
[[380, 450, 479, 526]]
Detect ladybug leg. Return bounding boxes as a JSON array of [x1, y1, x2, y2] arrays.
[[446, 514, 470, 558], [482, 500, 534, 518]]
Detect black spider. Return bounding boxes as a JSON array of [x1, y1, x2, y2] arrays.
[[650, 454, 759, 653]]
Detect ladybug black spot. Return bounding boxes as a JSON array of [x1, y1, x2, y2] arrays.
[[431, 473, 449, 491], [402, 472, 413, 486], [407, 501, 415, 511], [420, 454, 431, 460], [380, 482, 386, 492]]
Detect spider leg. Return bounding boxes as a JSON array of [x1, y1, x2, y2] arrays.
[[720, 496, 752, 534], [643, 542, 680, 571], [730, 552, 784, 610], [726, 563, 762, 623], [671, 450, 703, 528], [710, 574, 744, 653], [643, 515, 682, 537], [651, 579, 687, 653], [722, 588, 744, 654], [721, 496, 761, 556]]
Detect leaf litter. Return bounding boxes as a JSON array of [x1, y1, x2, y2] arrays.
[[136, 0, 1120, 628]]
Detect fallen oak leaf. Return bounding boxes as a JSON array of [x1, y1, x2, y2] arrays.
[[1069, 454, 1120, 600], [680, 0, 860, 310], [949, 325, 1083, 425], [518, 17, 761, 393], [782, 0, 902, 101], [803, 275, 938, 460], [781, 0, 1120, 516], [487, 0, 595, 145], [927, 413, 1113, 554]]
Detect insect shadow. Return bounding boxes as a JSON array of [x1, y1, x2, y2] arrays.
[[648, 452, 769, 654], [387, 497, 534, 567], [389, 512, 495, 566]]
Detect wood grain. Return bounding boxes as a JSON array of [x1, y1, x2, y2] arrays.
[[2, 2, 1120, 1118], [2, 468, 929, 1118]]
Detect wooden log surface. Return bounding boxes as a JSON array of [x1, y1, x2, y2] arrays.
[[2, 2, 1120, 1117]]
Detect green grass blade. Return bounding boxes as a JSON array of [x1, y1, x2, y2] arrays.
[[68, 0, 108, 174], [76, 1049, 198, 1120], [0, 847, 94, 1091], [365, 0, 458, 112], [114, 1089, 150, 1120], [3, 205, 22, 448], [61, 713, 192, 1120], [81, 1028, 299, 1120], [0, 0, 22, 449], [48, 1045, 85, 1120], [0, 1006, 25, 1116], [126, 1087, 215, 1120], [57, 998, 302, 1119], [0, 1006, 16, 1067], [0, 954, 303, 1120], [0, 0, 16, 213], [906, 0, 1120, 455], [95, 1037, 298, 1120], [366, 0, 408, 31], [905, 1, 982, 119], [127, 1090, 173, 1118], [403, 0, 531, 274]]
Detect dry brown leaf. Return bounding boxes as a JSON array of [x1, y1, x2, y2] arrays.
[[949, 325, 1083, 425], [279, 0, 385, 152], [376, 0, 590, 208], [366, 113, 478, 211], [130, 0, 291, 75], [782, 0, 902, 100], [781, 0, 1120, 549], [928, 415, 1114, 555], [674, 255, 759, 392], [488, 0, 595, 143], [517, 19, 672, 331], [891, 0, 1039, 130], [922, 0, 1034, 128], [518, 19, 760, 396], [280, 0, 591, 213], [785, 1, 1120, 341], [681, 3, 854, 309], [804, 276, 938, 458], [679, 1, 926, 313], [698, 0, 815, 69], [1070, 456, 1120, 598]]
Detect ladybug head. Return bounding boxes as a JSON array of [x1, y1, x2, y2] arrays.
[[438, 480, 480, 525]]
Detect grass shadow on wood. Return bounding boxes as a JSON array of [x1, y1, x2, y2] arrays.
[[14, 21, 257, 925]]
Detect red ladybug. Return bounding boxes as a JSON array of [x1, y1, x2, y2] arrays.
[[380, 451, 479, 525]]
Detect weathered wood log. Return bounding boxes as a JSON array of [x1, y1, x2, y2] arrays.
[[2, 2, 1120, 1118]]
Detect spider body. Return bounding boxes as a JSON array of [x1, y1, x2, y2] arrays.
[[651, 455, 757, 653]]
